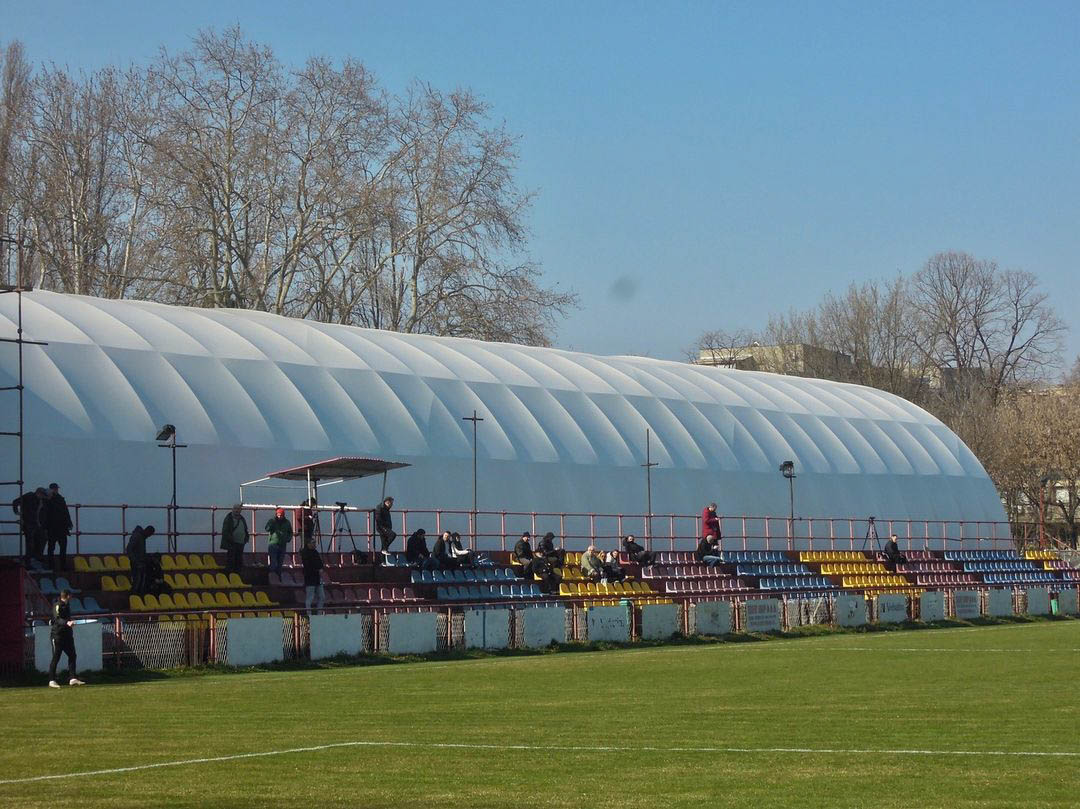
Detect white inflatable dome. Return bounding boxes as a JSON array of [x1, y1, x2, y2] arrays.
[[0, 291, 1006, 547]]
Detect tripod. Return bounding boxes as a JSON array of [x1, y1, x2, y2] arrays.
[[330, 502, 359, 556], [861, 516, 881, 552]]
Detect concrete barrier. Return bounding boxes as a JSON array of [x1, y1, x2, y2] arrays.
[[954, 589, 981, 620], [876, 594, 908, 624], [920, 591, 945, 622], [1057, 587, 1078, 616], [694, 601, 732, 636], [387, 612, 438, 654], [464, 609, 510, 650], [34, 622, 103, 673], [520, 606, 567, 648], [586, 605, 630, 643], [835, 594, 867, 627], [744, 598, 781, 632], [1025, 588, 1051, 616], [226, 616, 284, 667], [641, 603, 680, 640], [987, 589, 1013, 617], [309, 613, 368, 660]]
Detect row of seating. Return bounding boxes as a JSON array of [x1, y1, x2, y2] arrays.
[[167, 572, 249, 589], [961, 562, 1041, 573], [914, 574, 979, 586], [943, 550, 1021, 561], [799, 551, 872, 562], [664, 578, 751, 594], [410, 568, 518, 585], [719, 551, 790, 563], [1025, 549, 1060, 560], [46, 594, 104, 614], [37, 576, 80, 595], [437, 584, 545, 600], [74, 555, 131, 573], [760, 576, 836, 591], [130, 591, 276, 611], [895, 562, 963, 573], [819, 563, 890, 575], [841, 575, 909, 588], [735, 563, 814, 577], [561, 581, 655, 597], [981, 572, 1058, 585], [641, 565, 737, 579], [159, 554, 223, 571]]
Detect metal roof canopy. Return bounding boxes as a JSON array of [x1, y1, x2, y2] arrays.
[[240, 456, 410, 505]]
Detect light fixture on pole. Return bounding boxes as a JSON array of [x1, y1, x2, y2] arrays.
[[641, 428, 659, 549], [157, 424, 187, 553], [779, 460, 796, 551], [462, 410, 484, 548]]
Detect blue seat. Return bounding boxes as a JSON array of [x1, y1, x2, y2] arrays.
[[449, 569, 464, 582], [39, 578, 58, 595], [410, 571, 422, 584], [68, 597, 85, 614], [81, 596, 103, 613], [463, 570, 477, 582]]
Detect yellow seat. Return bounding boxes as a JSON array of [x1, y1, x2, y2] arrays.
[[161, 555, 176, 571], [190, 572, 209, 588], [103, 555, 120, 570], [115, 574, 132, 591], [214, 572, 230, 588], [559, 583, 573, 596], [175, 554, 192, 570], [74, 557, 91, 573], [174, 573, 190, 589], [129, 594, 146, 611], [158, 594, 176, 610], [101, 575, 117, 592], [241, 591, 258, 607], [228, 572, 249, 588], [164, 574, 178, 590], [254, 591, 273, 606], [202, 554, 221, 569], [228, 592, 244, 607], [117, 556, 131, 571], [88, 556, 105, 572], [143, 594, 161, 611], [187, 592, 207, 608], [172, 593, 189, 609], [214, 592, 230, 607]]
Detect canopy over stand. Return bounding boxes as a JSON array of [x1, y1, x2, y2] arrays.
[[242, 456, 411, 507]]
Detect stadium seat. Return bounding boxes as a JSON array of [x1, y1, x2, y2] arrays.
[[74, 557, 91, 573], [102, 555, 120, 570], [214, 573, 230, 588], [128, 594, 145, 611], [116, 574, 132, 591], [240, 591, 258, 607], [174, 554, 191, 570], [254, 591, 273, 606], [101, 575, 118, 592], [158, 594, 176, 610], [81, 596, 103, 613], [88, 556, 105, 572], [228, 573, 249, 588], [202, 554, 221, 569], [228, 592, 244, 607], [161, 555, 176, 571], [172, 593, 189, 609], [214, 592, 230, 607], [117, 556, 131, 571]]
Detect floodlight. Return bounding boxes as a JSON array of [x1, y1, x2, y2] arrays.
[[156, 424, 176, 442]]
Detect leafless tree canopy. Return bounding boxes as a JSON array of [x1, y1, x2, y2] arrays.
[[0, 29, 576, 345]]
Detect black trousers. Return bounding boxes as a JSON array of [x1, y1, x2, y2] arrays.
[[378, 528, 396, 552], [49, 633, 76, 680], [47, 532, 68, 570], [225, 544, 244, 573]]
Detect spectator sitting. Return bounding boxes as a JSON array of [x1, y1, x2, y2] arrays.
[[580, 545, 604, 582], [695, 534, 722, 567], [882, 534, 907, 568], [125, 524, 156, 595], [405, 529, 435, 569], [513, 531, 537, 579], [430, 531, 457, 570], [447, 531, 475, 567], [535, 531, 565, 568], [144, 554, 172, 597], [603, 549, 627, 582], [622, 534, 656, 567]]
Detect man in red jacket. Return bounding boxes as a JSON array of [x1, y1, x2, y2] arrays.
[[702, 503, 721, 541]]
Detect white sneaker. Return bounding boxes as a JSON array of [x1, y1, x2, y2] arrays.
[[68, 678, 85, 686], [48, 680, 61, 688]]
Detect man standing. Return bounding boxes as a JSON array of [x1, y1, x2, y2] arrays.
[[44, 483, 73, 571], [125, 524, 155, 595], [301, 536, 325, 613], [48, 590, 84, 688], [264, 507, 292, 578], [12, 488, 46, 566], [221, 504, 249, 575], [375, 496, 396, 553]]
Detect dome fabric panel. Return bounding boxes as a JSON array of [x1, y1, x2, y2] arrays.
[[0, 291, 1006, 529]]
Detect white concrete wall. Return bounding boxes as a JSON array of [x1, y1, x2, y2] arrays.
[[387, 612, 438, 654], [586, 605, 630, 643], [1057, 587, 1078, 615], [520, 607, 567, 648], [464, 609, 510, 650], [694, 601, 733, 636], [641, 604, 680, 640], [835, 594, 867, 627], [309, 613, 368, 660], [34, 622, 103, 673], [920, 591, 945, 622], [876, 594, 908, 624], [987, 589, 1014, 617], [744, 598, 781, 632], [1025, 588, 1051, 616], [954, 590, 981, 620], [226, 617, 284, 667]]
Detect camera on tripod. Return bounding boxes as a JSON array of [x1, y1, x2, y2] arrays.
[[335, 501, 348, 511]]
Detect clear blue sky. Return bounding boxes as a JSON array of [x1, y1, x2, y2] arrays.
[[8, 1, 1080, 369]]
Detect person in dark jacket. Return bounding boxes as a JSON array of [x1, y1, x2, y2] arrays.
[[48, 590, 84, 688], [375, 496, 396, 552], [603, 549, 627, 582], [405, 529, 433, 568], [12, 488, 46, 565], [220, 505, 249, 574], [622, 535, 656, 567], [882, 534, 907, 569], [44, 483, 73, 571], [430, 531, 457, 570], [447, 531, 475, 567], [301, 536, 325, 612], [695, 534, 722, 567], [125, 524, 156, 595], [535, 531, 565, 568], [265, 507, 293, 577], [513, 531, 537, 579]]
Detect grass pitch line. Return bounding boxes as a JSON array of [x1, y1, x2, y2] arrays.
[[2, 739, 1079, 785]]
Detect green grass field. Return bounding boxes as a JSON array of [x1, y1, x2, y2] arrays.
[[1, 619, 1078, 808]]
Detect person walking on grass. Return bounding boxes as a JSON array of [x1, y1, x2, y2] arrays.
[[48, 590, 84, 688]]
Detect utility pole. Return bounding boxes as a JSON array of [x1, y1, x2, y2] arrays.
[[641, 428, 658, 549], [462, 410, 484, 548]]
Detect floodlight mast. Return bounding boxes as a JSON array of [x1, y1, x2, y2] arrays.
[[462, 410, 484, 549], [157, 424, 186, 553], [779, 460, 796, 551]]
